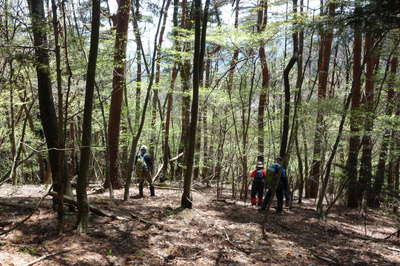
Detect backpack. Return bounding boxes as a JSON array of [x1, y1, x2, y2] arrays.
[[255, 169, 264, 181], [265, 164, 282, 188], [135, 153, 148, 175]]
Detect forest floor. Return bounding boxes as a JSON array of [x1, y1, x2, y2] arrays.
[[0, 183, 399, 266]]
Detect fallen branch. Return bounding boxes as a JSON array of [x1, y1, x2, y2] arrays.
[[152, 185, 200, 193], [313, 254, 339, 264], [49, 192, 126, 220], [24, 249, 71, 266], [152, 153, 183, 182], [0, 201, 35, 211], [129, 212, 163, 230], [223, 228, 252, 255], [23, 249, 71, 266], [387, 247, 400, 252], [0, 186, 52, 236], [385, 230, 400, 240]]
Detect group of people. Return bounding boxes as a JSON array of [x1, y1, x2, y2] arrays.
[[134, 145, 290, 213], [249, 157, 290, 213]]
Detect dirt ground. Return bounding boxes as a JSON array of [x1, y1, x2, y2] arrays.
[[0, 183, 399, 265]]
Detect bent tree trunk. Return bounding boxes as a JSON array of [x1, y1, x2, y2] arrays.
[[27, 0, 59, 193]]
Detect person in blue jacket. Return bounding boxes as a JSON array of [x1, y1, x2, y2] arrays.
[[260, 157, 289, 213], [135, 145, 155, 197]]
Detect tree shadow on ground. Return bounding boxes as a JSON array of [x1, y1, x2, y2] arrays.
[[207, 195, 400, 265], [0, 195, 158, 265]]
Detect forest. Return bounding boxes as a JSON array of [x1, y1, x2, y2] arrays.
[[0, 0, 400, 264]]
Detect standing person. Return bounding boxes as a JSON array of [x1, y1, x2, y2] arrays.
[[135, 145, 155, 197], [249, 162, 267, 206], [261, 157, 288, 213]]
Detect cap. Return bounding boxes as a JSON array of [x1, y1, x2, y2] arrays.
[[140, 145, 148, 151]]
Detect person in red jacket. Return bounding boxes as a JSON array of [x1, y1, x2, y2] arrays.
[[249, 162, 267, 206]]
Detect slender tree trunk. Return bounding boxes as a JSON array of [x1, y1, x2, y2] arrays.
[[123, 0, 168, 200], [359, 33, 378, 203], [175, 0, 191, 180], [161, 0, 179, 181], [150, 0, 171, 155], [50, 0, 67, 232], [132, 0, 142, 131], [346, 14, 362, 208], [27, 0, 60, 196], [257, 0, 269, 162], [181, 0, 210, 208], [317, 94, 352, 215], [201, 58, 211, 180], [307, 3, 334, 198], [368, 55, 398, 208], [280, 0, 298, 159], [106, 0, 131, 189], [193, 108, 202, 181], [76, 0, 100, 234]]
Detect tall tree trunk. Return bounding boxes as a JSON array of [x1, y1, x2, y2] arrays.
[[50, 0, 67, 232], [368, 56, 398, 208], [150, 0, 171, 155], [175, 0, 191, 180], [359, 33, 378, 203], [280, 0, 298, 160], [123, 0, 168, 200], [346, 13, 362, 208], [181, 0, 209, 208], [106, 0, 131, 189], [133, 0, 141, 131], [201, 58, 211, 180], [193, 108, 202, 181], [317, 94, 352, 215], [307, 2, 334, 198], [27, 0, 59, 194], [162, 0, 179, 181], [76, 0, 101, 233], [257, 0, 269, 162]]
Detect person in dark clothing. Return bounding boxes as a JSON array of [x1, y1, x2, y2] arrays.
[[261, 157, 288, 213], [249, 162, 266, 206], [135, 145, 155, 197]]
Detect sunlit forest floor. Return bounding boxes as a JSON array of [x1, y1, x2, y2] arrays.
[[0, 183, 399, 265]]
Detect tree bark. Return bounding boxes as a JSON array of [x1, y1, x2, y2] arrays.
[[181, 0, 210, 208], [27, 0, 60, 195], [368, 55, 398, 208], [257, 0, 269, 161], [162, 0, 179, 181], [106, 0, 131, 189], [346, 13, 363, 208], [150, 0, 172, 155], [307, 2, 334, 198], [175, 0, 192, 180], [76, 0, 101, 233], [359, 33, 378, 204]]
